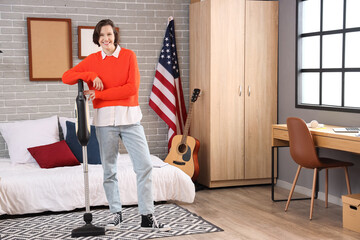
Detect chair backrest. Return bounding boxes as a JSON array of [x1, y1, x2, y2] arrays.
[[286, 117, 321, 168]]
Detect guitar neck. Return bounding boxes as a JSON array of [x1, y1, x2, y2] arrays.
[[181, 102, 194, 144]]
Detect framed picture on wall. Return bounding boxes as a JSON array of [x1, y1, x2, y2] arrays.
[[78, 26, 120, 59], [27, 18, 72, 81], [78, 26, 101, 59]]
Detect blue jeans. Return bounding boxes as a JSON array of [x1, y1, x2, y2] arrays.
[[96, 123, 154, 215]]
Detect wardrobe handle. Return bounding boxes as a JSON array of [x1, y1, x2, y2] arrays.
[[238, 86, 242, 96], [248, 86, 251, 96]]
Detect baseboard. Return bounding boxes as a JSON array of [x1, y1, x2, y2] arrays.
[[276, 180, 343, 206]]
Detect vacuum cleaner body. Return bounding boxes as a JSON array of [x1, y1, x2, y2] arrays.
[[71, 80, 105, 238], [74, 80, 91, 146]]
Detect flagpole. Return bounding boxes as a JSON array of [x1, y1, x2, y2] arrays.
[[168, 16, 173, 25]]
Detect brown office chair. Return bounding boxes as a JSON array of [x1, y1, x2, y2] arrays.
[[285, 117, 353, 220]]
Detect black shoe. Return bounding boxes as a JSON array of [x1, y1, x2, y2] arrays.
[[140, 214, 171, 231], [106, 211, 122, 230]]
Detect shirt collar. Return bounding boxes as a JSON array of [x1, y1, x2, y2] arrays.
[[101, 45, 121, 59]]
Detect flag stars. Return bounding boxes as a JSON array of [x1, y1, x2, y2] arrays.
[[156, 22, 180, 78]]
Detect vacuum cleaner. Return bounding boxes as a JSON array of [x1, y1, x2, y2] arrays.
[[71, 80, 105, 238]]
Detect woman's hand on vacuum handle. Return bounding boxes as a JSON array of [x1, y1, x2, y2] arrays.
[[84, 90, 95, 101], [93, 77, 104, 91]]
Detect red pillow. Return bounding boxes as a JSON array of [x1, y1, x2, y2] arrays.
[[28, 140, 80, 168]]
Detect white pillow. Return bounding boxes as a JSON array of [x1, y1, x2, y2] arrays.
[[59, 117, 76, 140], [0, 116, 60, 164]]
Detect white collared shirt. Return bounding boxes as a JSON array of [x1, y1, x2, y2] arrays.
[[93, 45, 143, 127], [101, 44, 121, 59]]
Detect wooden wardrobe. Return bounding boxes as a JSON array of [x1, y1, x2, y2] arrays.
[[189, 0, 278, 188]]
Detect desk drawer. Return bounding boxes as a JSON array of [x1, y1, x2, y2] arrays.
[[272, 129, 289, 146], [314, 135, 360, 154]]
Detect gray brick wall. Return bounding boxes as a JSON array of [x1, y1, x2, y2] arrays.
[[0, 0, 190, 160]]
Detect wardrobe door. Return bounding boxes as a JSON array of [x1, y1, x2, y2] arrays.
[[189, 0, 211, 185], [210, 0, 246, 181], [244, 0, 278, 179]]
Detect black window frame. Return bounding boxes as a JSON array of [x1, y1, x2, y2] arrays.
[[296, 0, 360, 113]]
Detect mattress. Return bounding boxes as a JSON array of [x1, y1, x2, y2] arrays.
[[0, 154, 195, 215]]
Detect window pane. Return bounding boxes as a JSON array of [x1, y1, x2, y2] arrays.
[[323, 0, 343, 31], [322, 72, 342, 106], [301, 0, 321, 34], [322, 34, 343, 68], [297, 0, 360, 111], [300, 73, 320, 104], [344, 72, 360, 107], [346, 0, 360, 28], [301, 36, 320, 69], [345, 32, 360, 68]]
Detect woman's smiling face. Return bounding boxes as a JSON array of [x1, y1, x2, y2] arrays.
[[99, 25, 115, 53]]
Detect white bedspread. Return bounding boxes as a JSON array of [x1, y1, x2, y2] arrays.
[[0, 154, 195, 215]]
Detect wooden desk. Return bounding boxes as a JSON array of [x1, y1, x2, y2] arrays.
[[273, 124, 360, 153], [271, 124, 360, 201]]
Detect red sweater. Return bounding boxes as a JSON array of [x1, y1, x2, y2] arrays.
[[62, 48, 140, 109]]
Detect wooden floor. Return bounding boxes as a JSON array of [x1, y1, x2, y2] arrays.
[[164, 185, 360, 240]]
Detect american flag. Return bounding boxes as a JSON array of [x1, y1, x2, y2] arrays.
[[149, 17, 187, 150]]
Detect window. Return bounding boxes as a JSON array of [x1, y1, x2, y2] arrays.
[[296, 0, 360, 112]]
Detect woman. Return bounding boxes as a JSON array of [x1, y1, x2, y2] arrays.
[[62, 19, 170, 232]]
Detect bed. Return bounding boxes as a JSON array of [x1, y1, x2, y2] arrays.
[[0, 154, 195, 216], [0, 118, 195, 215]]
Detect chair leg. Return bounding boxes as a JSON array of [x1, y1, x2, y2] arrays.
[[344, 167, 351, 195], [285, 165, 302, 212], [310, 168, 318, 220], [325, 169, 328, 208]]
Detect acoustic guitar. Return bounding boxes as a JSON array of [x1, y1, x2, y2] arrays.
[[165, 88, 201, 181]]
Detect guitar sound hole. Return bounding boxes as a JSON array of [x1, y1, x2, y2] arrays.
[[178, 144, 187, 154]]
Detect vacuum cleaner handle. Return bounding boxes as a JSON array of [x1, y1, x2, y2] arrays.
[[75, 80, 91, 146]]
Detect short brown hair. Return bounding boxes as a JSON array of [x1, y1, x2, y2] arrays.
[[93, 19, 119, 47]]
